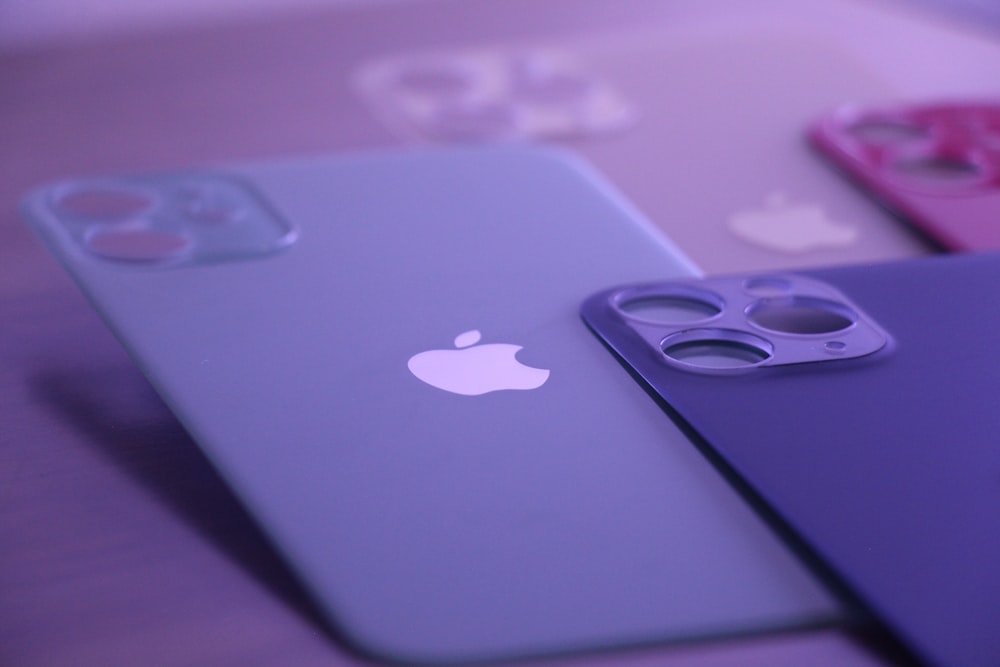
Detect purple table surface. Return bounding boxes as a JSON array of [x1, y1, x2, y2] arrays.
[[0, 1, 905, 665]]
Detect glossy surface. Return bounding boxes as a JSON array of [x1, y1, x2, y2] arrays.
[[582, 251, 1000, 667]]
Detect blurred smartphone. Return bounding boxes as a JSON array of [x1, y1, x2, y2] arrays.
[[355, 2, 1000, 273], [20, 146, 836, 664], [810, 101, 1000, 252], [581, 251, 1000, 667]]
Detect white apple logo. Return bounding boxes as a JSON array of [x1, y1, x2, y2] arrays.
[[407, 329, 550, 396], [728, 192, 858, 253]]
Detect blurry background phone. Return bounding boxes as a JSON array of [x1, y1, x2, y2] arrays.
[[355, 1, 1000, 273], [810, 101, 1000, 252]]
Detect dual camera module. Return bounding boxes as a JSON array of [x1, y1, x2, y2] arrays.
[[43, 174, 295, 267]]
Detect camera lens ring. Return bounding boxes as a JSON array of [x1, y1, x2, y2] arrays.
[[613, 285, 724, 326], [661, 328, 773, 374], [746, 296, 856, 336]]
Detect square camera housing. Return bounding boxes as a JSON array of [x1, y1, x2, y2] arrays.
[[31, 172, 296, 268], [588, 273, 890, 374]]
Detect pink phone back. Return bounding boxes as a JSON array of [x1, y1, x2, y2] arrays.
[[810, 102, 1000, 252]]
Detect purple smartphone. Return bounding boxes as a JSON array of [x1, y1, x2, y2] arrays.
[[810, 101, 1000, 252], [581, 251, 1000, 667]]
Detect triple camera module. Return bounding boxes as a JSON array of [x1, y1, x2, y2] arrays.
[[608, 274, 888, 373]]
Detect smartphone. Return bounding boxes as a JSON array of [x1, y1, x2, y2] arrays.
[[354, 3, 1000, 273], [581, 251, 1000, 667], [810, 101, 1000, 252], [20, 146, 837, 664]]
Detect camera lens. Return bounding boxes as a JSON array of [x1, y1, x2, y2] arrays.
[[56, 186, 155, 222], [616, 287, 723, 325], [661, 329, 772, 372], [747, 296, 855, 335]]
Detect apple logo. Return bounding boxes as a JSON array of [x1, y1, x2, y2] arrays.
[[728, 192, 858, 253], [407, 329, 550, 396]]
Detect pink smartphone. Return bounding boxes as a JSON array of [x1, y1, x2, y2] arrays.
[[810, 101, 1000, 252]]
